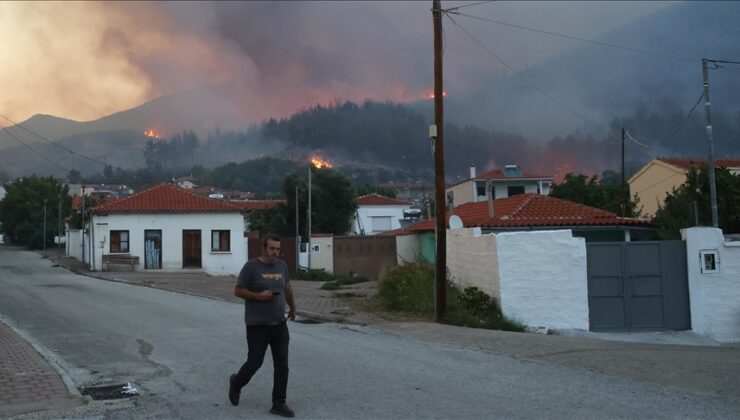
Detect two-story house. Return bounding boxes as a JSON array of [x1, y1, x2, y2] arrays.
[[446, 164, 553, 207], [629, 157, 740, 217]]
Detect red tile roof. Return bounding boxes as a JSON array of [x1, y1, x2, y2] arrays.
[[355, 193, 411, 206], [475, 168, 552, 180], [89, 183, 242, 213], [71, 194, 118, 211], [229, 200, 285, 211], [403, 194, 649, 232], [658, 157, 740, 170]]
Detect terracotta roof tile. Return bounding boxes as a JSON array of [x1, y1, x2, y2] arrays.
[[355, 193, 411, 206], [658, 157, 740, 170], [475, 168, 553, 180], [404, 194, 649, 232], [89, 183, 242, 213]]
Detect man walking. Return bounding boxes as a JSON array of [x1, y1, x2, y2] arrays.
[[230, 234, 296, 417]]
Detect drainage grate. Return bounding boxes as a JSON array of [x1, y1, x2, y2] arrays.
[[79, 383, 139, 400]]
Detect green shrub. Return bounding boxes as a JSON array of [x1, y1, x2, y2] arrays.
[[378, 265, 525, 331], [447, 286, 526, 332]]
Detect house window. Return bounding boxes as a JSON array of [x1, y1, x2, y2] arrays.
[[110, 230, 129, 253], [211, 230, 230, 252], [476, 181, 486, 198], [507, 186, 525, 196], [370, 216, 392, 233]]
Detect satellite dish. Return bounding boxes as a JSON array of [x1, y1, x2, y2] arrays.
[[449, 215, 463, 230]]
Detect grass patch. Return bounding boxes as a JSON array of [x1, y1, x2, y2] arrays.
[[377, 264, 526, 332]]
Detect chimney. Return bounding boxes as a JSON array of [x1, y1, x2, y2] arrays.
[[469, 165, 476, 179], [487, 180, 494, 218], [446, 191, 455, 215]]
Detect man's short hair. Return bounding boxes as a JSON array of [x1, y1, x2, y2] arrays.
[[262, 234, 281, 247]]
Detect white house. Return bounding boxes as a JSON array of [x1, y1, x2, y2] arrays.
[[352, 194, 412, 235], [446, 164, 553, 207], [85, 183, 246, 275]]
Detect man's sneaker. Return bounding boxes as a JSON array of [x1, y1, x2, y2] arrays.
[[228, 374, 240, 406], [270, 403, 295, 418]]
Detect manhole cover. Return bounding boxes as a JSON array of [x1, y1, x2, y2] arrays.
[[79, 383, 138, 400]]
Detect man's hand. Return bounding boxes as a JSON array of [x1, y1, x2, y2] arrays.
[[257, 290, 274, 301], [288, 306, 296, 321]]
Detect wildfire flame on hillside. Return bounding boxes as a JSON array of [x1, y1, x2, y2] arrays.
[[426, 90, 447, 100], [311, 156, 332, 169], [144, 129, 162, 139]]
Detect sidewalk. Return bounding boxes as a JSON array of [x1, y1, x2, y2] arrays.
[[42, 250, 383, 325], [0, 319, 80, 418]]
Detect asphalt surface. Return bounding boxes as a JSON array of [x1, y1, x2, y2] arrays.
[[1, 248, 739, 419]]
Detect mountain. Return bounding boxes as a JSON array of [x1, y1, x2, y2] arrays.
[[0, 114, 85, 150], [441, 1, 740, 138]]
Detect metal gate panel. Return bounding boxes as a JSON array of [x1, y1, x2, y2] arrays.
[[587, 244, 627, 331], [625, 244, 664, 330], [587, 240, 690, 332]]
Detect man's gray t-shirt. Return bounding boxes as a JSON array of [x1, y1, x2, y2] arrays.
[[236, 258, 289, 326]]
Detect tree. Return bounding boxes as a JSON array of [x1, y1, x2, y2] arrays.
[[653, 166, 740, 239], [249, 169, 357, 237], [67, 169, 84, 184], [355, 183, 396, 198], [550, 173, 641, 217], [0, 176, 71, 249]]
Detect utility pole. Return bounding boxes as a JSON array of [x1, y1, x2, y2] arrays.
[[58, 196, 62, 250], [432, 0, 447, 322], [43, 199, 48, 251], [701, 58, 719, 228], [81, 186, 85, 263], [307, 166, 312, 270], [621, 127, 626, 217], [295, 186, 299, 271]]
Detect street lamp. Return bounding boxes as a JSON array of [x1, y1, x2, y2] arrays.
[[43, 198, 48, 251]]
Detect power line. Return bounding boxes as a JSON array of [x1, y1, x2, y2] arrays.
[[662, 91, 704, 145], [444, 12, 603, 133], [447, 11, 698, 63], [0, 113, 109, 168], [443, 1, 495, 13], [0, 125, 70, 172], [623, 129, 649, 148]]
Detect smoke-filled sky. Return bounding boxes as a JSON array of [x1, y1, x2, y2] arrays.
[[0, 1, 674, 127]]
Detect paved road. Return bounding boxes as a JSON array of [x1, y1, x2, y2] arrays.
[[1, 249, 739, 419]]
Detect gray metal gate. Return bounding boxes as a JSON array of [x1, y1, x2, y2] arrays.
[[586, 241, 690, 332]]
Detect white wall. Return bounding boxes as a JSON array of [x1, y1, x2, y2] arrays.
[[446, 228, 589, 330], [447, 228, 500, 300], [497, 230, 589, 330], [309, 236, 334, 274], [396, 234, 421, 266], [353, 205, 408, 235], [682, 227, 740, 343], [66, 229, 84, 261], [90, 212, 246, 276]]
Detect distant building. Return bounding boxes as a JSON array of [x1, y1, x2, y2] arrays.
[[352, 193, 413, 235], [629, 157, 740, 217], [446, 164, 553, 207], [376, 182, 434, 202], [175, 176, 198, 189]]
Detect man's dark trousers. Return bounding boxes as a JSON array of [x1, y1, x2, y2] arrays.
[[233, 321, 290, 405]]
